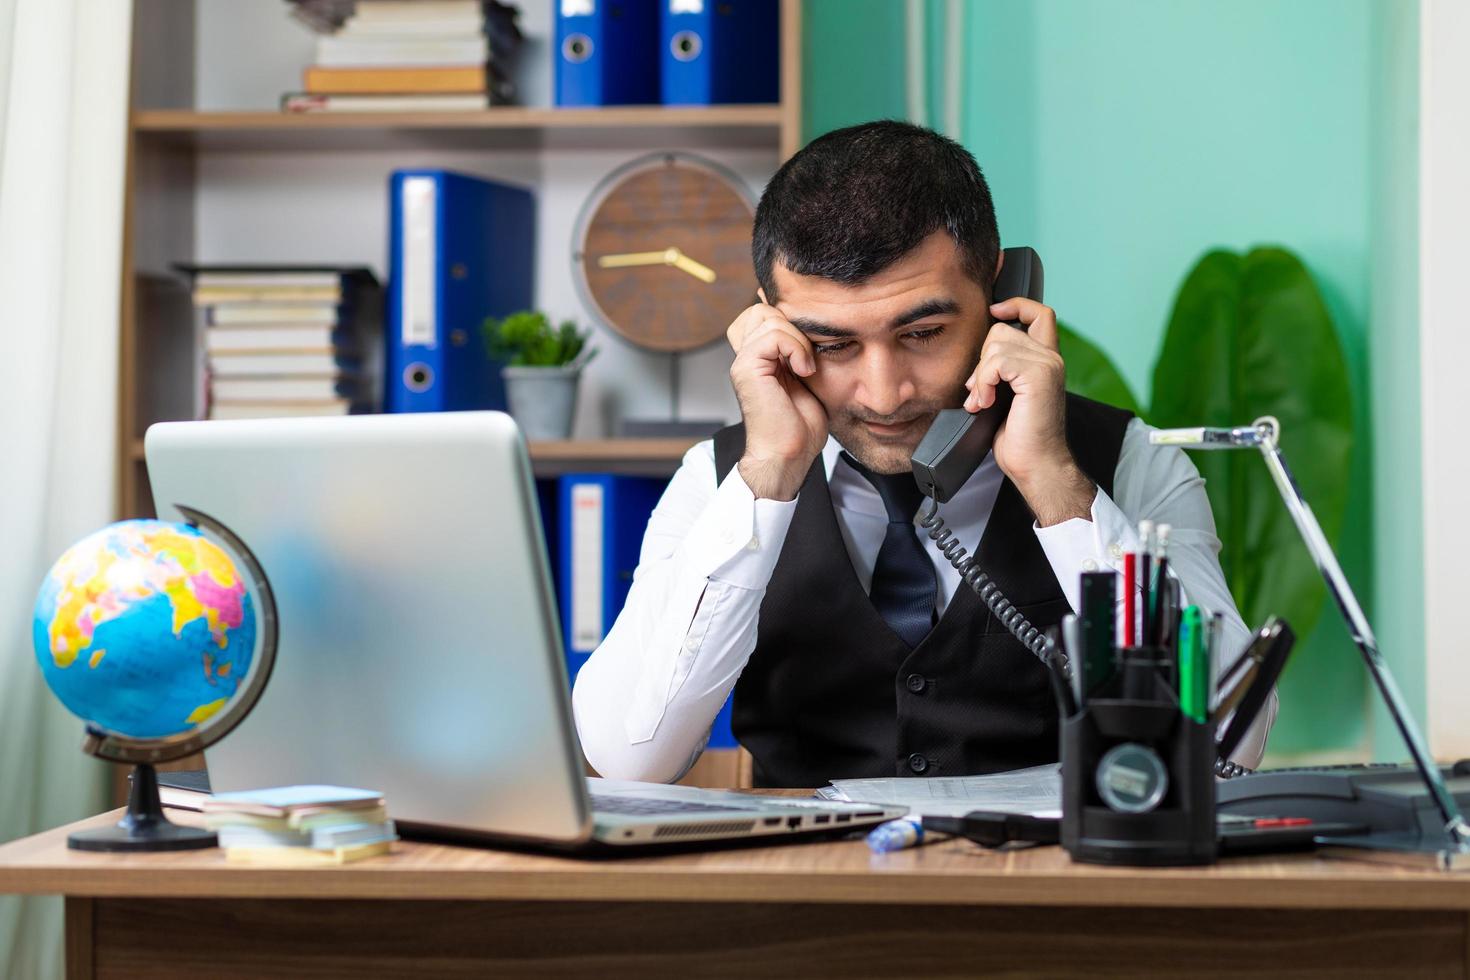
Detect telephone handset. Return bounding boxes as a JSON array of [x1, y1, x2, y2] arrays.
[[908, 246, 1070, 685], [911, 245, 1045, 503]]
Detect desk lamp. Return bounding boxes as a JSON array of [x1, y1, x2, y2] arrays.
[[1151, 416, 1470, 863]]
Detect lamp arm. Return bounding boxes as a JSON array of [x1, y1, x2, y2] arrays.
[[1151, 417, 1470, 848]]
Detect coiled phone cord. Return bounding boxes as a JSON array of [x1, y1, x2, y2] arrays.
[[917, 495, 1070, 680], [918, 495, 1254, 781], [1214, 757, 1251, 779]]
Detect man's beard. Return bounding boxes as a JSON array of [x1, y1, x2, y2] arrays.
[[828, 382, 969, 475]]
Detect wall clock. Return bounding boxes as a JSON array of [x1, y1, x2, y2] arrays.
[[572, 151, 758, 356]]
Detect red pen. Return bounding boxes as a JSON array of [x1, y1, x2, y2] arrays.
[[1122, 551, 1137, 647]]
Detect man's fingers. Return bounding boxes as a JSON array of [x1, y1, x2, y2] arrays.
[[739, 321, 816, 377], [965, 349, 1060, 410], [989, 298, 1059, 352], [726, 302, 785, 352]]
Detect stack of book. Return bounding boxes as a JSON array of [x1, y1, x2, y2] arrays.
[[203, 785, 397, 866], [284, 0, 522, 113], [179, 265, 382, 421]]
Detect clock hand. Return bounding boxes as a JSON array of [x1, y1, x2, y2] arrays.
[[597, 250, 671, 269], [596, 247, 716, 283], [671, 252, 717, 284]]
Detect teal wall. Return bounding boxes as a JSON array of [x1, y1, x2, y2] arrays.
[[803, 0, 1422, 759]]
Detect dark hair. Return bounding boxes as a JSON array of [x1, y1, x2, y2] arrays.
[[752, 120, 1000, 303]]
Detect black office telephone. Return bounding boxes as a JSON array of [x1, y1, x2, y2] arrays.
[[912, 245, 1045, 504], [908, 246, 1065, 677]]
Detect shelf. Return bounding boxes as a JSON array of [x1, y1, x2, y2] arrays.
[[129, 435, 699, 477], [131, 106, 788, 153]]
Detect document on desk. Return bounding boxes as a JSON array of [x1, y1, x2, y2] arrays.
[[816, 764, 1061, 818]]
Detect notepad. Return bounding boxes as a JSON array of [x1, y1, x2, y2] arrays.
[[816, 764, 1062, 818]]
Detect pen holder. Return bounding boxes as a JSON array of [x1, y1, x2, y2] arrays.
[[1061, 647, 1216, 867]]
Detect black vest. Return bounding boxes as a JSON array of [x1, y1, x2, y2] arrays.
[[714, 394, 1133, 787]]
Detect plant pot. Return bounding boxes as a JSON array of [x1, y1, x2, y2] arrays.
[[501, 364, 582, 440]]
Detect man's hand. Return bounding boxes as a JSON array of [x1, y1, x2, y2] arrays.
[[726, 302, 828, 501], [965, 299, 1095, 526]]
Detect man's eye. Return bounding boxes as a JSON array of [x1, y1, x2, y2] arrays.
[[904, 327, 945, 344], [814, 341, 852, 356]]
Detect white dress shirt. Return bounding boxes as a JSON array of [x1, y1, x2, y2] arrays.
[[571, 417, 1278, 783]]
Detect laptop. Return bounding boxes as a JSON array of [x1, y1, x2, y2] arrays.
[[145, 411, 904, 852]]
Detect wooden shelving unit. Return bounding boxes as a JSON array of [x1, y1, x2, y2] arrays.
[[133, 105, 792, 153], [118, 0, 802, 519]]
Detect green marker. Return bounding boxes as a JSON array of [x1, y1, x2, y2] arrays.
[[1178, 606, 1206, 723]]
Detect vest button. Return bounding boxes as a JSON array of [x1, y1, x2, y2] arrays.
[[907, 753, 929, 774], [905, 673, 927, 694]]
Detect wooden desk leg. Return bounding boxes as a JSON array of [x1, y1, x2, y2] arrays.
[[64, 897, 94, 980]]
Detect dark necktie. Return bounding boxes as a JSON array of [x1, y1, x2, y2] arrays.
[[840, 451, 938, 648]]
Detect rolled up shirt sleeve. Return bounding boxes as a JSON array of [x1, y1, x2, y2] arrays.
[[571, 441, 797, 783], [1031, 418, 1278, 768]]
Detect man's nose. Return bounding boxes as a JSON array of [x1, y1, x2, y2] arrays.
[[853, 348, 914, 418]]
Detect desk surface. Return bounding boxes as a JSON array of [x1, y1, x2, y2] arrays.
[[2, 806, 1467, 910]]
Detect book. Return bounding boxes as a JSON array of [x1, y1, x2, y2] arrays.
[[204, 325, 351, 353], [315, 35, 489, 67], [211, 376, 355, 401], [216, 820, 396, 850], [204, 784, 384, 817], [282, 92, 489, 114], [193, 286, 342, 304], [352, 0, 482, 20], [304, 65, 488, 94], [345, 17, 487, 36], [210, 304, 339, 326], [207, 352, 359, 376], [194, 271, 342, 290], [137, 768, 212, 811], [208, 400, 352, 420], [204, 804, 390, 833]]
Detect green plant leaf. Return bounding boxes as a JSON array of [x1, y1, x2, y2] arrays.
[[1149, 247, 1353, 644], [483, 310, 594, 367], [1057, 320, 1143, 416]]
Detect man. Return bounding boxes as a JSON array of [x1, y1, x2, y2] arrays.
[[573, 120, 1275, 787]]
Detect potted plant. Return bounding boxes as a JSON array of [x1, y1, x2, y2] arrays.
[[484, 310, 597, 440]]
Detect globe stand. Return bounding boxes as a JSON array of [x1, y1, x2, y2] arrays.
[[68, 763, 217, 852]]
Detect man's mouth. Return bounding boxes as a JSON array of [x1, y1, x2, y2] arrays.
[[861, 416, 923, 438]]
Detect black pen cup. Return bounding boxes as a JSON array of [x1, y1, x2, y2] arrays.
[[1061, 646, 1216, 867]]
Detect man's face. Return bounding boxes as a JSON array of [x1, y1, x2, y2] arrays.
[[768, 231, 994, 474]]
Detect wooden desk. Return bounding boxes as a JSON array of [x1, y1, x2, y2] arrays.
[[2, 807, 1468, 979]]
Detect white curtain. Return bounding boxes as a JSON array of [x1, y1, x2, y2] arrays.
[[0, 0, 133, 976]]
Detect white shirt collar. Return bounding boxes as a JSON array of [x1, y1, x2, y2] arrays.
[[820, 432, 1000, 520]]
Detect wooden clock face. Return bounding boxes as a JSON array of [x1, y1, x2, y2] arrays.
[[574, 153, 757, 353]]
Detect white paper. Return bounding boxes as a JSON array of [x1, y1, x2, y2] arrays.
[[821, 763, 1062, 818]]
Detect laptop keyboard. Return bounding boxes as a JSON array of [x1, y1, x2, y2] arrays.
[[589, 794, 760, 817]]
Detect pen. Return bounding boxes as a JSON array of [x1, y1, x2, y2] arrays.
[[1122, 551, 1137, 647], [1138, 520, 1154, 646], [867, 817, 946, 854], [1152, 524, 1172, 647], [1178, 606, 1205, 722], [1062, 613, 1084, 708]]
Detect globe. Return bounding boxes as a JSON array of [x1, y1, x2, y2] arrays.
[[33, 518, 258, 741]]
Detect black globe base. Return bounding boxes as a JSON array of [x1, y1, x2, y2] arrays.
[[68, 763, 217, 852]]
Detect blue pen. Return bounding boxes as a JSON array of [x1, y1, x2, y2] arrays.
[[866, 817, 926, 853]]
